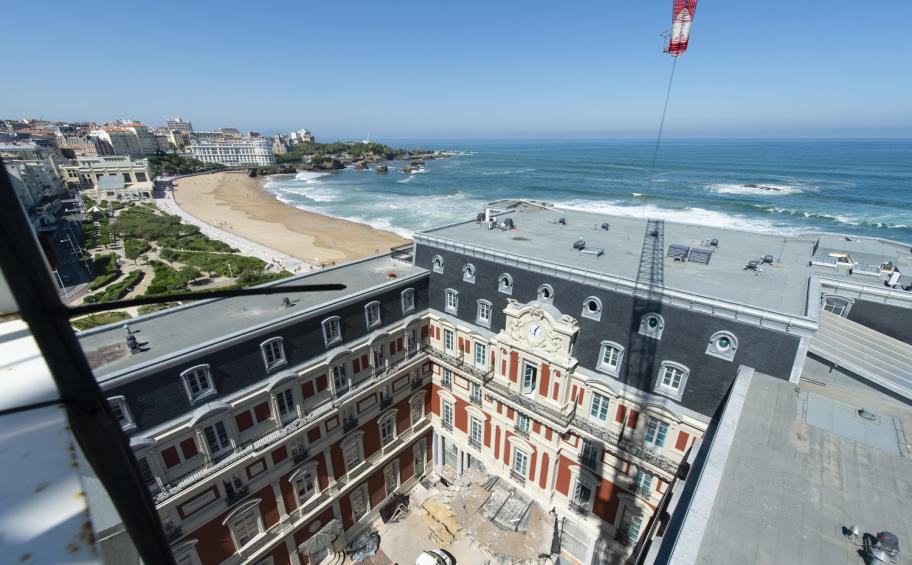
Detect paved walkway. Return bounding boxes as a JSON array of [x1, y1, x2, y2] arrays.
[[154, 192, 315, 274]]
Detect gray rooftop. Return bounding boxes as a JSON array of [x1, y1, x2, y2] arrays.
[[692, 369, 912, 564], [78, 254, 425, 380], [420, 201, 912, 317]]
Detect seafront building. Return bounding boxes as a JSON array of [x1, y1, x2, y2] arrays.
[[57, 155, 154, 200], [189, 137, 276, 167], [167, 118, 194, 133], [77, 201, 912, 564]]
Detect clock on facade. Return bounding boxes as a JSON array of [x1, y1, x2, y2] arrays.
[[527, 322, 544, 340]]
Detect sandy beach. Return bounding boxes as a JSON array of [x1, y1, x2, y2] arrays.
[[172, 172, 409, 265]]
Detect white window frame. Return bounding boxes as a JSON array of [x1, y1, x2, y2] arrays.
[[350, 483, 369, 521], [401, 288, 416, 314], [443, 329, 455, 352], [332, 364, 348, 395], [474, 342, 487, 368], [383, 460, 400, 497], [222, 500, 264, 550], [475, 299, 493, 328], [498, 273, 513, 295], [442, 401, 454, 428], [180, 364, 215, 403], [275, 387, 297, 425], [432, 255, 444, 274], [590, 392, 609, 422], [378, 412, 397, 446], [260, 337, 286, 371], [202, 420, 232, 457], [364, 301, 381, 329], [470, 416, 483, 447], [571, 476, 595, 511], [289, 462, 319, 506], [644, 416, 669, 449], [409, 394, 425, 425], [537, 284, 554, 303], [107, 395, 135, 431], [444, 288, 458, 314], [705, 331, 738, 361], [655, 361, 689, 400], [512, 449, 529, 477], [639, 313, 665, 340], [822, 295, 853, 317], [321, 316, 342, 347], [635, 468, 654, 492], [581, 296, 603, 321], [516, 413, 531, 435], [341, 432, 365, 472], [462, 263, 476, 283], [521, 361, 537, 395], [597, 341, 624, 376]]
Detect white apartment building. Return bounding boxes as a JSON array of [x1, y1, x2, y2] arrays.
[[57, 155, 151, 190], [90, 124, 160, 158], [189, 138, 276, 166], [165, 118, 193, 132]]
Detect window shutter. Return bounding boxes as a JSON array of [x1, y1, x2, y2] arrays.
[[421, 326, 429, 339], [615, 405, 627, 424], [675, 431, 690, 451], [254, 402, 271, 423], [627, 410, 639, 428], [180, 438, 198, 459], [161, 446, 180, 469], [353, 357, 361, 373], [236, 411, 254, 432]]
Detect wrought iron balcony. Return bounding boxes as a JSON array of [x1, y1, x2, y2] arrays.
[[411, 376, 424, 391], [569, 501, 589, 516], [627, 480, 653, 500], [570, 417, 680, 477], [440, 378, 452, 390], [291, 447, 309, 465], [225, 484, 249, 506], [486, 379, 576, 428], [379, 394, 393, 410], [469, 394, 483, 407], [164, 526, 183, 544], [422, 345, 494, 383], [468, 437, 482, 450], [342, 417, 359, 434], [513, 424, 530, 439], [509, 468, 526, 485], [577, 451, 600, 471]]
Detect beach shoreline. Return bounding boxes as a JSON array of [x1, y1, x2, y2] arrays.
[[171, 171, 410, 267]]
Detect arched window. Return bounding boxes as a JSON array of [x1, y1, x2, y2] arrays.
[[462, 263, 476, 284], [639, 313, 665, 340], [597, 341, 625, 376], [705, 331, 738, 361], [498, 273, 513, 295], [401, 288, 416, 314], [537, 284, 554, 303], [432, 255, 444, 274], [444, 289, 458, 314], [581, 296, 603, 321], [655, 361, 689, 400]]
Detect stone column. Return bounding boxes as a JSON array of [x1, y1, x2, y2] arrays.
[[456, 447, 464, 476], [285, 535, 301, 565], [271, 480, 288, 519]]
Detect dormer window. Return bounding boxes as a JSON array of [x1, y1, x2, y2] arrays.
[[537, 284, 554, 304], [581, 296, 602, 321], [498, 273, 513, 295], [181, 364, 215, 403], [364, 301, 381, 329], [462, 263, 476, 283], [107, 396, 135, 431], [639, 313, 665, 340], [260, 337, 286, 371], [401, 288, 416, 314], [655, 361, 689, 400], [597, 341, 624, 376], [444, 289, 458, 314], [476, 300, 492, 328], [705, 331, 738, 361], [432, 255, 444, 274], [322, 316, 342, 347]]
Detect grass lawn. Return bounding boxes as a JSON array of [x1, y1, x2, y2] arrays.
[[71, 311, 131, 331]]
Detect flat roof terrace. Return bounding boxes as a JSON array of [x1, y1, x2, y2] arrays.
[[78, 254, 426, 381], [420, 201, 912, 318]]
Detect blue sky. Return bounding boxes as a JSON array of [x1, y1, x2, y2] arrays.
[[4, 0, 910, 139]]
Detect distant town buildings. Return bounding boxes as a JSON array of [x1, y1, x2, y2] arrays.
[[165, 117, 193, 132], [89, 121, 161, 158], [289, 128, 314, 143], [189, 137, 276, 166], [1, 144, 66, 229], [272, 134, 289, 155]]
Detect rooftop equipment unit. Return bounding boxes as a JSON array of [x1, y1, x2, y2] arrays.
[[558, 217, 567, 225], [476, 212, 485, 222], [503, 218, 515, 230], [709, 238, 719, 247], [600, 223, 611, 231], [282, 297, 293, 308], [811, 255, 839, 269], [667, 244, 690, 262], [745, 260, 760, 271], [886, 270, 902, 288], [852, 264, 882, 277], [687, 247, 713, 265], [762, 254, 774, 264], [573, 238, 586, 250]]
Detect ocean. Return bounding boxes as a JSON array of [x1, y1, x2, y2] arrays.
[[263, 139, 912, 243]]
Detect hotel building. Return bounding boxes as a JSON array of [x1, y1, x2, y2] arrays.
[[77, 201, 912, 564], [189, 138, 276, 167]]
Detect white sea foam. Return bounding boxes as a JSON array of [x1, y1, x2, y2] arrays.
[[397, 176, 414, 183], [556, 199, 799, 234], [294, 171, 331, 182], [708, 183, 802, 196]]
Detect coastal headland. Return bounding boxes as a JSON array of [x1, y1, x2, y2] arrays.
[[172, 171, 409, 265]]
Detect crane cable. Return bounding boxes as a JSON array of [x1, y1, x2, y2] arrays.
[[643, 55, 679, 216]]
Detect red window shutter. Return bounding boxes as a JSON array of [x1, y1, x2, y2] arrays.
[[161, 446, 180, 469], [397, 337, 403, 352], [271, 445, 288, 464], [421, 325, 429, 339], [627, 410, 639, 428], [615, 405, 627, 424], [361, 354, 369, 368], [458, 337, 464, 351], [435, 327, 440, 339], [675, 431, 690, 451], [501, 359, 507, 376], [389, 342, 396, 356], [353, 357, 361, 373], [254, 402, 271, 423], [236, 411, 254, 432], [180, 438, 198, 460], [465, 340, 471, 353]]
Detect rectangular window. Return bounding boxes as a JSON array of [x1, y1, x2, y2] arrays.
[[599, 343, 623, 375], [276, 388, 295, 424], [380, 418, 395, 446], [470, 417, 483, 448], [322, 317, 341, 346], [660, 365, 685, 392], [442, 402, 454, 428], [513, 450, 529, 476], [183, 366, 213, 401], [295, 470, 316, 503], [261, 338, 285, 369], [573, 479, 593, 506], [522, 362, 537, 394], [517, 413, 530, 435], [333, 365, 348, 395], [203, 421, 230, 455], [384, 462, 399, 496], [351, 485, 368, 520], [410, 399, 424, 424], [580, 440, 599, 467], [445, 289, 458, 313], [635, 469, 654, 492], [470, 382, 482, 405], [441, 368, 452, 388], [231, 509, 260, 548], [344, 440, 362, 470], [590, 393, 609, 421], [402, 288, 415, 313], [444, 329, 454, 352], [474, 343, 487, 367], [365, 302, 381, 328], [644, 417, 669, 448], [476, 301, 492, 326]]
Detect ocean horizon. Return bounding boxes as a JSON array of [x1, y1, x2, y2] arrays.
[[263, 139, 912, 243]]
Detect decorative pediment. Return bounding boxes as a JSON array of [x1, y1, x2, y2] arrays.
[[500, 299, 579, 362]]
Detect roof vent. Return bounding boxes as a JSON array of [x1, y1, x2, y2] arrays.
[[668, 244, 690, 262], [858, 408, 877, 421], [709, 238, 719, 247], [558, 217, 567, 225], [503, 218, 515, 230], [573, 238, 586, 250], [282, 297, 293, 308], [762, 254, 774, 264], [476, 212, 485, 222], [745, 260, 760, 271], [600, 223, 611, 231]]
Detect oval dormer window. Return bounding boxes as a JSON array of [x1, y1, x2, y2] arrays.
[[462, 263, 476, 284], [432, 255, 444, 274]]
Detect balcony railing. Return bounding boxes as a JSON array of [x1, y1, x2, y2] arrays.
[[164, 527, 183, 544], [225, 484, 249, 506], [153, 354, 426, 504], [577, 451, 600, 471], [379, 394, 393, 410], [291, 448, 309, 465], [486, 379, 576, 428], [342, 417, 359, 433], [571, 417, 679, 477], [442, 420, 453, 432], [440, 378, 452, 390], [513, 424, 530, 439], [627, 480, 653, 500], [469, 394, 483, 407], [509, 468, 526, 485], [569, 501, 589, 516], [411, 376, 424, 391], [468, 437, 482, 450], [422, 345, 494, 383]]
